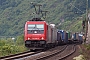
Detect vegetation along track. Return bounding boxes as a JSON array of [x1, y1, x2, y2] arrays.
[[0, 50, 42, 60], [27, 44, 76, 60], [0, 45, 76, 60]]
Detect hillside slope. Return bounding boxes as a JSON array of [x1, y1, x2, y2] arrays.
[[0, 0, 89, 36]]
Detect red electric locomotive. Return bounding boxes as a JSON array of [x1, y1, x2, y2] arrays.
[[24, 18, 57, 49]]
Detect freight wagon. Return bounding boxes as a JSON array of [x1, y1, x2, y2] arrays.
[[72, 32, 83, 43], [57, 30, 68, 44]]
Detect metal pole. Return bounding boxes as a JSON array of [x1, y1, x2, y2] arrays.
[[85, 0, 88, 43]]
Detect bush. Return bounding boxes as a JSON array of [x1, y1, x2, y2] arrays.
[[0, 35, 27, 57]]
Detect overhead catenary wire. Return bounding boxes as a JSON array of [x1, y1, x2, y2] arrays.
[[70, 3, 84, 13], [30, 2, 49, 19]]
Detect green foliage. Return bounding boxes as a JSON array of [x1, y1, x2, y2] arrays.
[[0, 35, 27, 57], [0, 0, 89, 57], [83, 44, 90, 50], [0, 40, 6, 46], [58, 19, 83, 33], [0, 0, 89, 36], [16, 35, 24, 45]]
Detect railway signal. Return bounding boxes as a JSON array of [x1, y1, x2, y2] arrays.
[[82, 20, 85, 29]]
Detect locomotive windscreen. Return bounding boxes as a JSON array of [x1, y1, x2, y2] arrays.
[[27, 24, 44, 34]]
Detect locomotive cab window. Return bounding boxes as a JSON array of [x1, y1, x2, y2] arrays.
[[36, 24, 44, 30], [27, 24, 44, 34], [28, 24, 35, 30]]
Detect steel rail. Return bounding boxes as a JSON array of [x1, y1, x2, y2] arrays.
[[58, 44, 76, 60], [0, 50, 42, 60], [36, 45, 68, 60]]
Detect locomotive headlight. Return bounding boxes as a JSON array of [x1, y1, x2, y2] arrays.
[[34, 31, 37, 33], [41, 37, 44, 40], [28, 38, 30, 40]]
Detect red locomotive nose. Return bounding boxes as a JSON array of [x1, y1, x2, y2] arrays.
[[27, 33, 45, 40], [24, 20, 50, 49]]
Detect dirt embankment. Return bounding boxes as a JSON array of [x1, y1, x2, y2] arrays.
[[80, 44, 90, 60]]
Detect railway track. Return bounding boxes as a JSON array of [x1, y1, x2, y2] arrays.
[[0, 44, 76, 60], [38, 44, 75, 60], [36, 45, 68, 60], [25, 45, 67, 60], [0, 50, 42, 60], [26, 44, 76, 60], [58, 44, 76, 60]]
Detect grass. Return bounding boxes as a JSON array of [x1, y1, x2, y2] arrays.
[[80, 44, 90, 60]]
